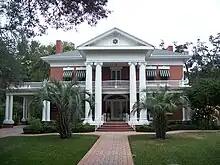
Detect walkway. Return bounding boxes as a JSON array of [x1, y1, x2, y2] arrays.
[[77, 133, 134, 165]]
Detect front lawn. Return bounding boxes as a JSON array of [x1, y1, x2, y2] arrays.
[[0, 135, 98, 165], [129, 132, 220, 165]]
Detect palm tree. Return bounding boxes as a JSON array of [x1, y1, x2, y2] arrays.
[[39, 79, 87, 139], [133, 87, 190, 139]]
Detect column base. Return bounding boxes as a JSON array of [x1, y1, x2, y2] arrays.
[[3, 120, 14, 125], [137, 119, 150, 125], [128, 118, 150, 125], [3, 120, 14, 128], [21, 118, 27, 122], [83, 118, 94, 124]]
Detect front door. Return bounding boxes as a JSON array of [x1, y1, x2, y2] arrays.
[[111, 100, 122, 121]]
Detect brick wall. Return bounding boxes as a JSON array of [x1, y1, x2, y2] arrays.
[[50, 67, 63, 80], [170, 65, 183, 80], [167, 107, 183, 120]]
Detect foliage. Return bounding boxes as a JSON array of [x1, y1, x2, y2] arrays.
[[129, 133, 220, 165], [71, 123, 95, 133], [23, 117, 42, 134], [0, 135, 98, 165], [136, 121, 198, 132], [0, 0, 111, 39], [133, 87, 190, 139], [23, 119, 57, 134], [38, 79, 89, 139], [135, 125, 155, 132], [185, 78, 220, 129]]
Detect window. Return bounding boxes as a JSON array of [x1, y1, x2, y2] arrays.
[[111, 70, 121, 80], [146, 69, 157, 80], [75, 70, 86, 81], [159, 69, 170, 80], [63, 70, 73, 81]]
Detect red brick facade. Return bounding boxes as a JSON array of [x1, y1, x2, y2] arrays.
[[50, 67, 63, 80], [170, 65, 183, 80], [49, 65, 184, 121]]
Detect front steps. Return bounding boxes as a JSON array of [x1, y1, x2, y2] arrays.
[[96, 122, 134, 132]]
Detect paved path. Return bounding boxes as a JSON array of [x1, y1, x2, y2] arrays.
[[77, 133, 134, 165], [0, 126, 24, 138]]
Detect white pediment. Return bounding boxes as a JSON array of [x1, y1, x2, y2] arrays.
[[78, 28, 154, 48]]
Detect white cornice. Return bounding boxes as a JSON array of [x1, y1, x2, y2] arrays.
[[77, 46, 154, 50]]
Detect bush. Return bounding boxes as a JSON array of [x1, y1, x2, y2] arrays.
[[167, 120, 192, 125], [41, 120, 57, 133], [23, 118, 57, 134], [23, 118, 42, 134], [167, 124, 198, 131], [72, 123, 95, 133], [135, 125, 155, 132]]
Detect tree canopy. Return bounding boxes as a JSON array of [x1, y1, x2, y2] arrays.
[[0, 0, 111, 39]]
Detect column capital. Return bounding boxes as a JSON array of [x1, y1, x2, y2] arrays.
[[128, 62, 137, 66], [94, 62, 103, 66], [138, 62, 147, 66], [85, 62, 94, 66]]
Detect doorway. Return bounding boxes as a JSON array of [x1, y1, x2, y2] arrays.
[[104, 95, 128, 121]]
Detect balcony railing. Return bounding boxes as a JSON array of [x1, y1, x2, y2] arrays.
[[102, 80, 129, 89], [10, 79, 189, 90], [145, 80, 189, 88]]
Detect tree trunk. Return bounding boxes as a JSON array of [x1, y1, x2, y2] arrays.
[[154, 114, 167, 139], [57, 108, 72, 139]]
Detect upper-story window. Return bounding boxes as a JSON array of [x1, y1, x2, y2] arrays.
[[146, 69, 157, 80], [63, 70, 73, 81], [63, 67, 86, 81], [111, 67, 122, 80], [111, 70, 121, 80], [159, 69, 170, 80]]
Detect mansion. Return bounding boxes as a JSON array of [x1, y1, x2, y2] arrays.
[[3, 28, 190, 128]]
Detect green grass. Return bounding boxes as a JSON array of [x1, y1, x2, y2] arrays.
[[0, 135, 98, 165], [129, 132, 220, 165]]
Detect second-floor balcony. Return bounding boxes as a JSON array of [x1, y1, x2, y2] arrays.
[[9, 79, 189, 92]]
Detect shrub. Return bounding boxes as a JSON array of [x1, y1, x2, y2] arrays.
[[71, 123, 95, 133], [23, 118, 57, 134], [167, 120, 192, 125], [167, 124, 198, 131], [23, 118, 42, 134], [135, 125, 155, 132], [41, 120, 57, 133]]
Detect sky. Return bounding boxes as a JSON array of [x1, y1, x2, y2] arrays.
[[35, 0, 220, 48]]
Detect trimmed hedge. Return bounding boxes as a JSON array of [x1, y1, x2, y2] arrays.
[[136, 122, 198, 132], [72, 123, 95, 133], [23, 118, 95, 134]]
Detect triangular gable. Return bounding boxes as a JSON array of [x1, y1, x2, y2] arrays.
[[78, 27, 154, 48]]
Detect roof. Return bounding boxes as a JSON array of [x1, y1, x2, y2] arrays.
[[41, 50, 83, 60], [77, 27, 155, 48], [152, 49, 183, 56]]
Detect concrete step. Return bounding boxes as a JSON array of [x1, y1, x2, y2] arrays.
[[96, 122, 134, 132]]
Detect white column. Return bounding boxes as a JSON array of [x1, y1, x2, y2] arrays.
[[8, 95, 14, 124], [129, 62, 137, 123], [182, 107, 186, 121], [3, 95, 9, 124], [138, 62, 148, 124], [21, 97, 27, 122], [42, 100, 47, 121], [46, 101, 51, 121], [84, 62, 93, 124], [94, 62, 103, 124]]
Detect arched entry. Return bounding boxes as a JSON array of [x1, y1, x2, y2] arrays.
[[103, 94, 129, 121]]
